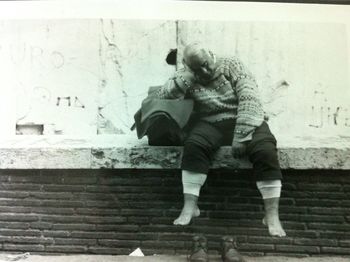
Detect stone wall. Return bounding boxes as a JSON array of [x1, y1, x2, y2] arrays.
[[1, 19, 349, 139], [0, 169, 349, 257], [0, 19, 176, 136]]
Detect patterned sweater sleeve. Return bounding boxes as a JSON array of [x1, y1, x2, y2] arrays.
[[227, 58, 265, 142], [155, 68, 195, 99]]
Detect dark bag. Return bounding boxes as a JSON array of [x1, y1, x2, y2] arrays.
[[131, 86, 194, 146]]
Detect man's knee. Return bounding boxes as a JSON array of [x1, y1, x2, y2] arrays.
[[249, 147, 278, 165], [181, 121, 223, 174], [183, 140, 212, 158], [249, 145, 282, 181], [182, 141, 212, 174]]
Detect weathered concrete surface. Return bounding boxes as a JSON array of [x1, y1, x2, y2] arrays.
[[0, 135, 350, 170], [91, 147, 182, 169], [0, 148, 91, 169], [0, 254, 348, 262]]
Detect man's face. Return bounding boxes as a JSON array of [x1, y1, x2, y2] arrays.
[[184, 50, 216, 83]]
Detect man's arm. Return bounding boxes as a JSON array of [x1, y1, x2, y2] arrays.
[[155, 68, 196, 99], [228, 58, 265, 143]]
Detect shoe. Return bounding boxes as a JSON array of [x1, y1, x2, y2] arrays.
[[188, 234, 209, 262], [221, 236, 245, 262]]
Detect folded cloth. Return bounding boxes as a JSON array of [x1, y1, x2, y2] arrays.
[[131, 86, 194, 144]]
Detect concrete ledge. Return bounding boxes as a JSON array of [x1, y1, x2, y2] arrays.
[[0, 135, 350, 169]]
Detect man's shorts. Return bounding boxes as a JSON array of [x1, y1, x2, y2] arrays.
[[181, 119, 282, 181]]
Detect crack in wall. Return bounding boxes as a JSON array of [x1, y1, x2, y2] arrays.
[[97, 19, 130, 134], [100, 19, 123, 79]]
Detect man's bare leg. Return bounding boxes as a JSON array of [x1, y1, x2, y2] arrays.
[[263, 197, 286, 237], [173, 170, 206, 226], [257, 180, 286, 237]]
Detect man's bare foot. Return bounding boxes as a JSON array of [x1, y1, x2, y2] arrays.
[[262, 216, 286, 237], [263, 197, 286, 237], [173, 193, 200, 226], [173, 205, 200, 225]]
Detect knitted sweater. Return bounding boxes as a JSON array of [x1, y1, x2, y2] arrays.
[[156, 56, 265, 142]]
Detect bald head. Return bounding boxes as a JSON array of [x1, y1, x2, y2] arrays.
[[182, 43, 217, 82], [183, 43, 209, 66]]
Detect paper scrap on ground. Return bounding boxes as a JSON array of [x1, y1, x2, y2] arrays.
[[129, 248, 144, 257], [0, 253, 30, 261]]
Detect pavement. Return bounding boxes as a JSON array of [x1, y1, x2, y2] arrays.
[[0, 254, 349, 262]]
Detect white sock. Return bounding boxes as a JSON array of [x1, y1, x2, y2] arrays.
[[256, 179, 282, 199], [182, 170, 207, 197]]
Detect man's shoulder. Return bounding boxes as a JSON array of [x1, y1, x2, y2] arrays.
[[218, 56, 245, 68], [216, 56, 243, 77], [218, 56, 240, 63]]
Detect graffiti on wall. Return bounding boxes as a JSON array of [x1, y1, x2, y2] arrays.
[[5, 19, 103, 135], [308, 90, 349, 129], [10, 43, 65, 69], [56, 96, 85, 108]]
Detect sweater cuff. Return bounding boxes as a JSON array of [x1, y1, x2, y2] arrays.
[[233, 130, 253, 143], [174, 74, 195, 92]]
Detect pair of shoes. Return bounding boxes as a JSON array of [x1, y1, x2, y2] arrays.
[[188, 235, 209, 262], [221, 236, 246, 262], [188, 235, 245, 262]]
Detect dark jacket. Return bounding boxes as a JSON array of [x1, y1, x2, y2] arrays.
[[131, 86, 194, 145]]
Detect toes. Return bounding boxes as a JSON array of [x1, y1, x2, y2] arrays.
[[270, 230, 282, 237], [173, 219, 184, 225], [279, 230, 287, 237], [263, 217, 286, 237], [173, 206, 200, 225], [173, 214, 191, 226], [269, 228, 287, 237], [173, 219, 189, 226]]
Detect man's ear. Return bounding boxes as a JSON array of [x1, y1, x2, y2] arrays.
[[182, 58, 189, 70], [207, 50, 217, 65]]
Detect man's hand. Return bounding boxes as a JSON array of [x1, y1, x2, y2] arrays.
[[182, 69, 196, 82], [176, 67, 196, 85], [231, 140, 247, 158], [180, 65, 196, 81]]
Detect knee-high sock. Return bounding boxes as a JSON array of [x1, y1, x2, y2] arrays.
[[182, 170, 207, 197], [256, 179, 282, 199]]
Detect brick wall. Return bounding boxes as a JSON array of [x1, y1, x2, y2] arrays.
[[0, 169, 349, 257]]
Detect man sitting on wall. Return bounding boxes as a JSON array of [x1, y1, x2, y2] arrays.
[[155, 42, 286, 237]]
